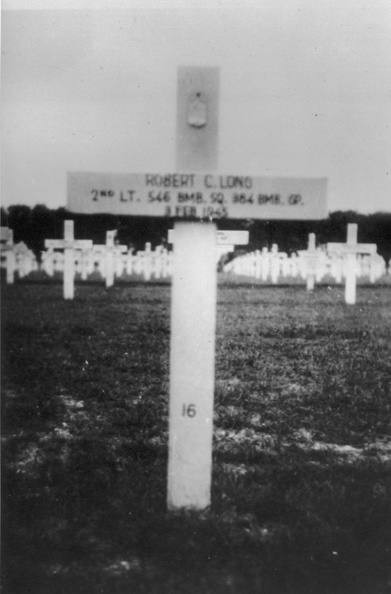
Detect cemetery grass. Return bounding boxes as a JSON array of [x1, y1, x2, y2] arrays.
[[2, 282, 391, 594]]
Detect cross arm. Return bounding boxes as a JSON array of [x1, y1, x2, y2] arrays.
[[327, 242, 377, 255], [45, 239, 93, 249], [111, 245, 128, 253]]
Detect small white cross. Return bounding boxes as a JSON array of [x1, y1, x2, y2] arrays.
[[92, 230, 128, 288], [305, 233, 318, 292], [45, 221, 92, 300], [327, 224, 377, 304]]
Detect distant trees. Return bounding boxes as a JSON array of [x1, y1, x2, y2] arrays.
[[0, 207, 8, 227], [242, 211, 391, 263], [2, 205, 391, 263]]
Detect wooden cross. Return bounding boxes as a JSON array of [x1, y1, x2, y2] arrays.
[[327, 223, 377, 304], [168, 67, 221, 511], [66, 65, 327, 512], [45, 221, 92, 300]]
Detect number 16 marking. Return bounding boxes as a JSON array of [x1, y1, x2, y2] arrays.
[[182, 404, 196, 417]]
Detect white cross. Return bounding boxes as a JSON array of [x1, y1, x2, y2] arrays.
[[66, 65, 327, 512], [92, 230, 128, 288], [45, 221, 92, 300], [304, 233, 318, 291], [327, 223, 377, 304]]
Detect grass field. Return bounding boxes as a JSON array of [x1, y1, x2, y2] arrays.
[[2, 281, 391, 594]]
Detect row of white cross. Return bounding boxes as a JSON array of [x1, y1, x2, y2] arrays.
[[225, 248, 385, 284], [2, 232, 385, 289], [1, 225, 236, 287], [39, 237, 385, 287], [1, 222, 385, 305], [41, 242, 174, 282], [225, 234, 385, 290]]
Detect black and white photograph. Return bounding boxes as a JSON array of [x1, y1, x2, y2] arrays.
[[1, 0, 391, 592]]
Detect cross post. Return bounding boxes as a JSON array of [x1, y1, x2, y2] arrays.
[[167, 67, 220, 510], [305, 233, 317, 291]]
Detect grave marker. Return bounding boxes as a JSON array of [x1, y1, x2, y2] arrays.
[[67, 65, 327, 511], [105, 231, 128, 288], [327, 224, 377, 304], [305, 233, 317, 291], [168, 66, 220, 510], [105, 231, 116, 287], [79, 246, 93, 281], [90, 231, 127, 287], [45, 221, 92, 300], [268, 244, 281, 284], [14, 242, 37, 278]]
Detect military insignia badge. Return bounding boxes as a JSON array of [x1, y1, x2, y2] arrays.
[[187, 93, 207, 128]]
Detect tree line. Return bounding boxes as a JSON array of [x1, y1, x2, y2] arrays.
[[1, 205, 391, 263]]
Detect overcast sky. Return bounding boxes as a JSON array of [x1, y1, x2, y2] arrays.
[[2, 0, 391, 214]]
